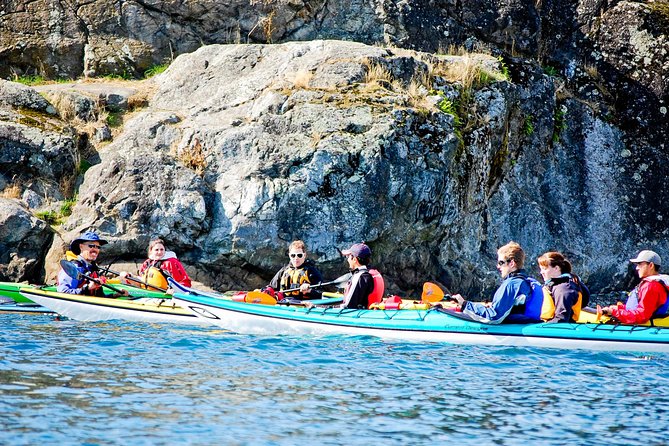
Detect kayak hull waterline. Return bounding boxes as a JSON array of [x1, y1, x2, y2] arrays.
[[19, 289, 211, 325], [172, 290, 669, 353]]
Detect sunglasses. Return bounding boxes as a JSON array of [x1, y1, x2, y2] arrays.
[[289, 253, 304, 258], [84, 244, 101, 249], [497, 259, 509, 266]]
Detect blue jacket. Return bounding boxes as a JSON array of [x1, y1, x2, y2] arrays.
[[462, 270, 533, 324], [57, 259, 104, 296]]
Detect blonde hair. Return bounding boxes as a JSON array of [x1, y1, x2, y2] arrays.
[[498, 241, 525, 269], [289, 240, 307, 252]]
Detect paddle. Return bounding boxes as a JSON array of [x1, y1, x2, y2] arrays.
[[97, 265, 168, 292], [421, 282, 453, 303], [249, 273, 353, 305], [59, 260, 129, 297], [280, 272, 352, 294]]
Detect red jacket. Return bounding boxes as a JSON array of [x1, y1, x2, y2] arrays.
[[139, 253, 192, 287], [612, 280, 667, 324]]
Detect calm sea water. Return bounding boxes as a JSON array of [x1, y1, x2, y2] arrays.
[[1, 313, 668, 446]]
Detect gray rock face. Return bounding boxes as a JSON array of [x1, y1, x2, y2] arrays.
[[0, 81, 79, 205], [44, 40, 657, 296], [0, 198, 52, 281]]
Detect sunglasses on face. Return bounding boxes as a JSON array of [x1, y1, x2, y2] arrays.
[[497, 259, 509, 266], [84, 244, 101, 250], [289, 253, 304, 258]]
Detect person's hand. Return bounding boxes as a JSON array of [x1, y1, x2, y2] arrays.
[[303, 301, 314, 309], [601, 305, 613, 316], [452, 294, 466, 308], [300, 283, 311, 294], [119, 271, 131, 284], [89, 279, 103, 292]]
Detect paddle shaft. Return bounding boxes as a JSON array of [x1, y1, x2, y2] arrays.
[[98, 266, 167, 292], [80, 272, 128, 295], [281, 274, 351, 293]]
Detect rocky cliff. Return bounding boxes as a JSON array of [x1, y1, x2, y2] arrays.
[[0, 1, 667, 297]]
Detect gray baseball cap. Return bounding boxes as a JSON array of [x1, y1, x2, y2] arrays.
[[630, 250, 662, 266]]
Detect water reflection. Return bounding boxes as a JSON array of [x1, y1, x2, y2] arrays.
[[1, 314, 668, 445]]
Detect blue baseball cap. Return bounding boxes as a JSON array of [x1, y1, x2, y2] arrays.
[[342, 243, 371, 259], [70, 231, 108, 255]]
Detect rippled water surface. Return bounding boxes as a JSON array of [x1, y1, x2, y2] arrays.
[[2, 313, 668, 445]]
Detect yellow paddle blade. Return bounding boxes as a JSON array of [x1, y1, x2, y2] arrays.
[[422, 282, 445, 302], [245, 291, 277, 305]]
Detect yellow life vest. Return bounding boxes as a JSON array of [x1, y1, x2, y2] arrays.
[[142, 266, 168, 291], [279, 267, 311, 296], [541, 286, 583, 322]]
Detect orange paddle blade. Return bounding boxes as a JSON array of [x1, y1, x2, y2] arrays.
[[422, 282, 445, 302], [245, 291, 277, 305]]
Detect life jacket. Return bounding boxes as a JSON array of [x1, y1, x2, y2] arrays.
[[142, 265, 168, 291], [279, 266, 312, 297], [367, 268, 384, 308], [626, 275, 669, 318], [520, 276, 546, 320], [540, 274, 586, 322]]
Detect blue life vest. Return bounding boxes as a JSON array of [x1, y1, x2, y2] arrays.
[[522, 277, 546, 320]]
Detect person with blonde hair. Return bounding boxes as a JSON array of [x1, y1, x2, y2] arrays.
[[448, 242, 544, 324], [537, 251, 589, 323]]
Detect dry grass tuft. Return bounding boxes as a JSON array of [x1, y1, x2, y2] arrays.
[[0, 183, 22, 199], [292, 69, 314, 89], [179, 138, 207, 175], [364, 61, 393, 84]]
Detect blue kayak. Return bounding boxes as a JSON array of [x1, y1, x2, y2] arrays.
[[170, 281, 669, 353]]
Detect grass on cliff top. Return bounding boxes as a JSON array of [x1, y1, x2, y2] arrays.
[[9, 62, 171, 86]]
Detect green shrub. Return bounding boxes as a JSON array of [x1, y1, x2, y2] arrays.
[[543, 65, 559, 77], [35, 210, 61, 225], [143, 64, 169, 78], [523, 115, 535, 136], [552, 107, 567, 142]]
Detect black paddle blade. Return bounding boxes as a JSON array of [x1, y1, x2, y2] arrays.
[[332, 272, 352, 289], [59, 260, 83, 281]]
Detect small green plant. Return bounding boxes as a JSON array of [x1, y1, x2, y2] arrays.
[[523, 115, 535, 136], [14, 75, 46, 86], [143, 64, 169, 78], [552, 107, 567, 142], [35, 210, 61, 226], [77, 159, 92, 176], [543, 65, 559, 77], [60, 198, 77, 217], [102, 70, 133, 81], [498, 56, 510, 80], [106, 112, 123, 127]]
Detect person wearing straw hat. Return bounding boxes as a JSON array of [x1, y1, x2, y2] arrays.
[[601, 250, 669, 324], [57, 232, 109, 296]]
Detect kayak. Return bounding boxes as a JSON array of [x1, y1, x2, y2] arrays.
[[0, 281, 168, 303], [171, 284, 669, 353], [19, 288, 213, 325]]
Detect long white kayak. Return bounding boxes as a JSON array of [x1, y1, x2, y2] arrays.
[[20, 289, 212, 325]]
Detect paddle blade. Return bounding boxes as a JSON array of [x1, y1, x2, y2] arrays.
[[245, 291, 277, 305], [332, 272, 352, 289], [422, 282, 445, 302], [59, 260, 83, 281]]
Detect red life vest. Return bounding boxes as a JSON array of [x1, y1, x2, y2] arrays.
[[367, 269, 384, 308]]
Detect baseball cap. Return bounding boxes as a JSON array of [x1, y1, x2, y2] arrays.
[[342, 243, 372, 259], [630, 250, 662, 266]]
